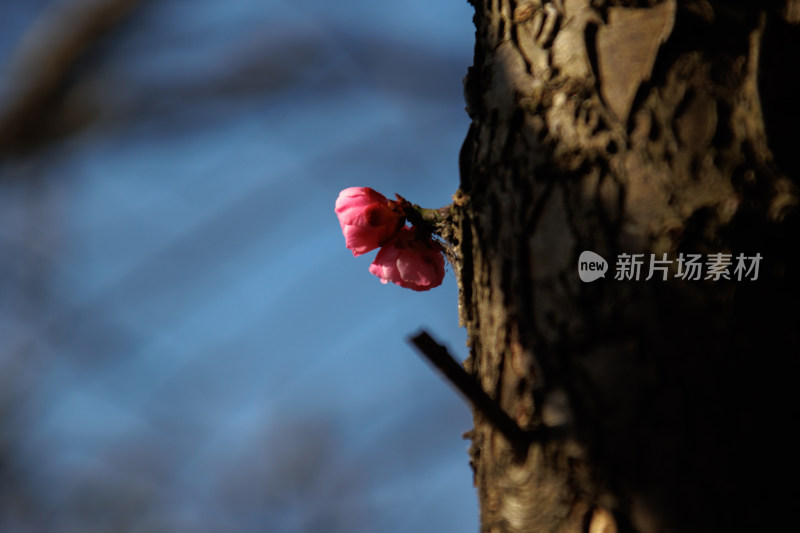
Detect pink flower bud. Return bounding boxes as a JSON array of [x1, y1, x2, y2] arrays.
[[335, 187, 405, 256], [369, 227, 445, 291]]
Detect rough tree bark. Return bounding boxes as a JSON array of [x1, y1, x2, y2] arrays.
[[452, 1, 800, 531]]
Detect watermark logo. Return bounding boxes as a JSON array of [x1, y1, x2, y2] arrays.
[[578, 251, 762, 282], [578, 251, 608, 282]]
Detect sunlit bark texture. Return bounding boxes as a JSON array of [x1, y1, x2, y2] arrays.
[[454, 1, 800, 531]]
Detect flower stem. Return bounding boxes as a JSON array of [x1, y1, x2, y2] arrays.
[[404, 204, 452, 236]]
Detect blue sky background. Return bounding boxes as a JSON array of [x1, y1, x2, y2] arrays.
[[0, 0, 477, 531]]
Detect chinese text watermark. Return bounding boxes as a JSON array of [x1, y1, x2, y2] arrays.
[[578, 251, 762, 282]]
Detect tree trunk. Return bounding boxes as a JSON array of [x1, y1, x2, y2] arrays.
[[455, 1, 800, 531]]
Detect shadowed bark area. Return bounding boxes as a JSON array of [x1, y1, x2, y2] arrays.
[[454, 1, 800, 531]]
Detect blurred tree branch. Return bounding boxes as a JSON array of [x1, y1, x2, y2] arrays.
[[0, 0, 142, 154]]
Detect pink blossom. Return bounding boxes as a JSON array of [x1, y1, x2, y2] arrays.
[[369, 227, 445, 291], [335, 187, 404, 256]]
